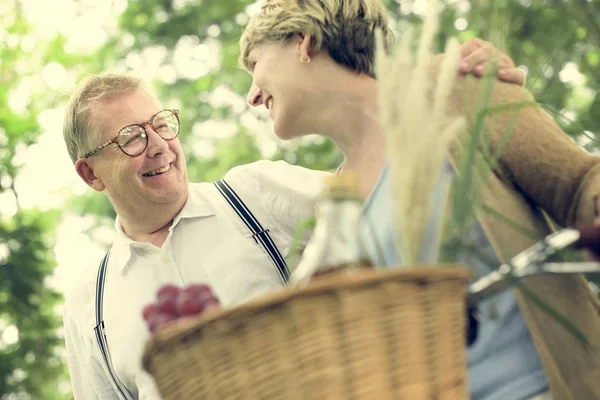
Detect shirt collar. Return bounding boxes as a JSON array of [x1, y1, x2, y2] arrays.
[[173, 186, 215, 224], [112, 186, 215, 275], [111, 226, 134, 275], [362, 162, 390, 214]]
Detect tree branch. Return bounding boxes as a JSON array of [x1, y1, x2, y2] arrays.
[[9, 180, 21, 212], [576, 0, 600, 47]]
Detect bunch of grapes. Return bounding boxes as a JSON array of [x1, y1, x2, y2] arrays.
[[143, 284, 221, 333]]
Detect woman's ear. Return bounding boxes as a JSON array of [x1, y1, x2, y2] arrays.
[[75, 158, 105, 192], [297, 33, 314, 63]]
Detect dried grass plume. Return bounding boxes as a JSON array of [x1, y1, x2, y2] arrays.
[[375, 0, 466, 266]]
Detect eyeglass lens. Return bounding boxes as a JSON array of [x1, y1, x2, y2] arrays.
[[117, 110, 179, 156]]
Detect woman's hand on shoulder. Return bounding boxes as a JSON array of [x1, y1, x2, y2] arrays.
[[458, 38, 526, 86]]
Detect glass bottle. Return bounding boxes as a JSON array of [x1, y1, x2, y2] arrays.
[[291, 172, 371, 286]]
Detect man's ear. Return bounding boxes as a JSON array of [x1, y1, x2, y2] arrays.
[[297, 33, 314, 61], [75, 158, 105, 192]]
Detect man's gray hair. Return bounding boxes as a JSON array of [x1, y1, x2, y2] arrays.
[[63, 74, 156, 163]]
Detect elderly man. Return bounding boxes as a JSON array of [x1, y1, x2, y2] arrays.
[[61, 74, 326, 399]]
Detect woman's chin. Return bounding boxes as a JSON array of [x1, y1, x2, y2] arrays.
[[274, 131, 297, 140], [273, 126, 298, 140], [273, 123, 310, 141]]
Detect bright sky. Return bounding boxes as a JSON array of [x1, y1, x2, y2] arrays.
[[0, 0, 595, 391]]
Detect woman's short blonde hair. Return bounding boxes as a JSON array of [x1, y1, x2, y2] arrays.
[[239, 0, 394, 78], [63, 74, 155, 163]]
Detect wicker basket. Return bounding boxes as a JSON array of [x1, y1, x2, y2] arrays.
[[143, 267, 470, 400]]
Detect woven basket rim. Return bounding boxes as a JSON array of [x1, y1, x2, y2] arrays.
[[142, 265, 470, 369]]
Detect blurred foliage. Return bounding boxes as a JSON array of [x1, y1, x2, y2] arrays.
[[0, 11, 71, 398], [0, 211, 64, 399], [1, 0, 599, 398]]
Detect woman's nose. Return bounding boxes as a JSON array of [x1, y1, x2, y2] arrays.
[[247, 82, 263, 107]]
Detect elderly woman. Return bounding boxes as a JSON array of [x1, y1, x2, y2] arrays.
[[239, 1, 600, 399]]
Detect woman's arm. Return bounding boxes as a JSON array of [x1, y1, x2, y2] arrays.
[[431, 54, 600, 227]]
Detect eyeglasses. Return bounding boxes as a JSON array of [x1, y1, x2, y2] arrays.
[[81, 109, 180, 158]]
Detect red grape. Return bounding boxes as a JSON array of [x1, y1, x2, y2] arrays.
[[158, 296, 178, 316], [182, 284, 213, 298], [142, 304, 159, 322], [148, 312, 177, 333], [155, 284, 181, 316], [157, 284, 180, 302], [176, 294, 203, 316], [144, 283, 221, 333], [176, 284, 221, 316]]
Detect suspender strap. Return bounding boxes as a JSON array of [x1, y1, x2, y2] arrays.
[[94, 252, 134, 400], [94, 179, 288, 398], [214, 179, 290, 284]]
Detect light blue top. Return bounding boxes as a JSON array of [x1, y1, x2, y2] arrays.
[[360, 163, 548, 400]]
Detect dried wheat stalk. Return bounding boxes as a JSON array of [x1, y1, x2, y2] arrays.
[[375, 0, 466, 266]]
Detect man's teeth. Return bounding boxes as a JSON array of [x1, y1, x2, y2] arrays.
[[143, 165, 170, 177]]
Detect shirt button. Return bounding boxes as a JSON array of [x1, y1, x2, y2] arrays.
[[161, 256, 168, 263]]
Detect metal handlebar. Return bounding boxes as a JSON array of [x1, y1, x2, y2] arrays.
[[467, 226, 600, 305]]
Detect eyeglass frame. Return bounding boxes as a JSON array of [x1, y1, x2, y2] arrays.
[[80, 109, 181, 159]]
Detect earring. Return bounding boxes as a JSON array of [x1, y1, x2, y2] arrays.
[[300, 55, 311, 64]]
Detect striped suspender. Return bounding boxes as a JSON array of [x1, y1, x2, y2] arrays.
[[214, 179, 290, 284], [94, 179, 289, 397], [94, 252, 134, 400]]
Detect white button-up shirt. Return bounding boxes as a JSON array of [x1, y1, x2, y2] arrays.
[[63, 160, 328, 399]]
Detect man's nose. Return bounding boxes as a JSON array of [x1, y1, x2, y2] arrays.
[[247, 82, 263, 107], [144, 125, 169, 157]]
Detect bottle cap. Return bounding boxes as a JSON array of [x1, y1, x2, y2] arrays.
[[321, 172, 361, 201]]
